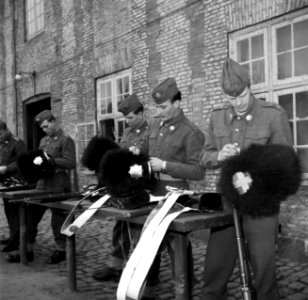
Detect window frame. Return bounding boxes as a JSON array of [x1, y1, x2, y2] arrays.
[[76, 122, 96, 173], [96, 69, 132, 142], [26, 0, 45, 39], [229, 28, 269, 91], [229, 8, 308, 177], [271, 13, 308, 87]]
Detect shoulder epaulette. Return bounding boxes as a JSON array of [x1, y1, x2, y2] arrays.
[[212, 103, 231, 112], [260, 101, 284, 111]]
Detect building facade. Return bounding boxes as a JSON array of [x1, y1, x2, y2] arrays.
[[1, 0, 308, 253]]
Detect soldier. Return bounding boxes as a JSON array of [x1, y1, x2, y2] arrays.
[[92, 93, 149, 281], [132, 78, 205, 300], [199, 58, 293, 300], [0, 120, 27, 252], [7, 110, 76, 264]]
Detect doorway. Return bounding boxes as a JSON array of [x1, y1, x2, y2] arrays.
[[23, 94, 51, 151]]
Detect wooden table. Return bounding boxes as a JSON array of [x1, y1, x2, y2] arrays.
[[0, 189, 79, 265], [40, 199, 234, 300], [0, 191, 234, 300]]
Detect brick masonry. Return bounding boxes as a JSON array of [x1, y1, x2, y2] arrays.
[[1, 0, 308, 251]]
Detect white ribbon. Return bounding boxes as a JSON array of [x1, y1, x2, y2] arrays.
[[61, 194, 111, 236], [117, 192, 193, 300]]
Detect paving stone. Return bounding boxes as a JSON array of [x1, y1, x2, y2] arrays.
[[1, 201, 308, 300]]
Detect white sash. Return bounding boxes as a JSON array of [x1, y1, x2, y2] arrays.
[[61, 194, 111, 236], [117, 192, 193, 300]]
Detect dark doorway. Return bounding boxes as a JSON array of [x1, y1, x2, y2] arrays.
[[23, 94, 51, 151]]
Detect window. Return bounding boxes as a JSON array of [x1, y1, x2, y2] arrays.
[[229, 9, 308, 176], [26, 0, 44, 38], [275, 87, 308, 173], [231, 29, 268, 87], [96, 69, 131, 142], [76, 123, 96, 172], [273, 17, 308, 82]]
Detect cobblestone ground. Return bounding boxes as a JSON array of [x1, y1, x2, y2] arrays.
[[0, 202, 308, 300]]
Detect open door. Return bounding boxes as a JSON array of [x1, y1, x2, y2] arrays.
[[23, 94, 51, 151]]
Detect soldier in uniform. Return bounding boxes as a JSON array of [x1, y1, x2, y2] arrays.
[[132, 78, 205, 300], [199, 58, 293, 300], [7, 110, 76, 264], [92, 93, 149, 281], [0, 120, 27, 252]]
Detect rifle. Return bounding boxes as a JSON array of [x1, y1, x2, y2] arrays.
[[232, 204, 255, 300]]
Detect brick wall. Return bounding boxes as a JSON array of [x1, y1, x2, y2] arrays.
[[1, 0, 308, 251]]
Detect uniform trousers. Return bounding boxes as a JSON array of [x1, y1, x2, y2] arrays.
[[200, 213, 279, 300], [110, 220, 131, 269], [3, 198, 19, 245], [26, 172, 71, 251]]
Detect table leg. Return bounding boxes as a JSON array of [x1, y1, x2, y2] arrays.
[[171, 232, 189, 300], [19, 202, 27, 265], [67, 234, 77, 291]]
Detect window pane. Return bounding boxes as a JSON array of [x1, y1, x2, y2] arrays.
[[117, 78, 123, 95], [86, 124, 95, 138], [251, 34, 264, 59], [100, 119, 115, 140], [106, 98, 112, 113], [276, 25, 291, 53], [123, 76, 129, 94], [296, 91, 308, 119], [277, 52, 292, 79], [294, 19, 308, 48], [107, 81, 111, 97], [297, 120, 308, 145], [297, 148, 308, 173], [251, 59, 265, 84], [237, 39, 249, 62], [77, 127, 85, 140], [117, 120, 126, 141], [278, 94, 293, 119], [294, 48, 308, 76]]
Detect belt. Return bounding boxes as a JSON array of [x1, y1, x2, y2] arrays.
[[159, 173, 183, 182]]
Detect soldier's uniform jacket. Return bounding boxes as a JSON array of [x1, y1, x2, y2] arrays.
[[119, 120, 148, 149], [201, 95, 293, 169], [139, 109, 205, 183], [0, 132, 26, 177], [37, 128, 76, 192]]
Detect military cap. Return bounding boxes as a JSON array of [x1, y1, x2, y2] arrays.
[[221, 58, 250, 97], [35, 110, 55, 125], [118, 93, 141, 116], [152, 78, 179, 104]]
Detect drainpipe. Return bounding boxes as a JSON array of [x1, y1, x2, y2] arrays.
[[12, 0, 18, 134]]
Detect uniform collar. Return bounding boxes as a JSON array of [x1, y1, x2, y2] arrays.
[[0, 131, 12, 144], [159, 109, 184, 132], [227, 95, 255, 124], [131, 119, 147, 134], [47, 128, 63, 140]]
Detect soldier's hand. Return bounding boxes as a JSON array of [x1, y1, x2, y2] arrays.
[[150, 157, 164, 172], [0, 166, 8, 174], [129, 146, 140, 155], [217, 144, 239, 161]]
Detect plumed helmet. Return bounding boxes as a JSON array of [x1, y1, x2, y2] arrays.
[[17, 149, 55, 184], [81, 136, 119, 173], [98, 148, 157, 209], [218, 144, 301, 217]]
